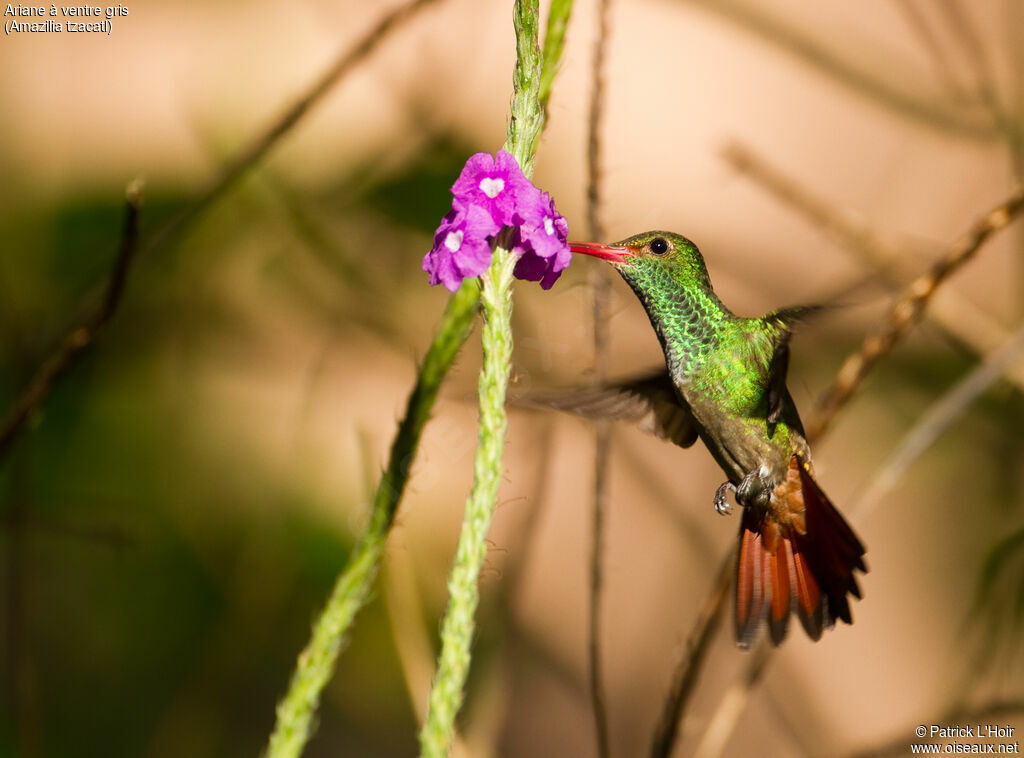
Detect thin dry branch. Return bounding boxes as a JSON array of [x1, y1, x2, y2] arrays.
[[0, 0, 441, 463], [0, 510, 133, 550], [1005, 3, 1024, 181], [807, 186, 1024, 441], [586, 0, 614, 753], [649, 552, 732, 758], [893, 0, 970, 104], [384, 549, 474, 758], [677, 0, 995, 140], [932, 1, 1023, 180], [722, 141, 898, 268], [650, 187, 1024, 758], [142, 0, 442, 260], [587, 421, 612, 758], [935, 0, 1005, 125], [721, 141, 1024, 393], [687, 190, 1024, 758], [692, 639, 773, 758], [498, 421, 557, 614], [853, 322, 1024, 520], [585, 0, 609, 246], [0, 179, 144, 460]]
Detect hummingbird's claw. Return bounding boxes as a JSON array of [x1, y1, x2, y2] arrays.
[[714, 482, 734, 515], [737, 467, 772, 510]]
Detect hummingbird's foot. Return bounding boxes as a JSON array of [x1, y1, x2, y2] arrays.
[[714, 481, 735, 515], [736, 466, 772, 510]]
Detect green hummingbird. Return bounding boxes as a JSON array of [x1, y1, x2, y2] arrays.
[[564, 231, 867, 648]]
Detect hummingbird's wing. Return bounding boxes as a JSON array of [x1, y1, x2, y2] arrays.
[[525, 370, 699, 448], [761, 305, 821, 425], [765, 340, 791, 426]]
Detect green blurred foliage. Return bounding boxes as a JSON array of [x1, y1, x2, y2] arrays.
[[0, 138, 477, 757]]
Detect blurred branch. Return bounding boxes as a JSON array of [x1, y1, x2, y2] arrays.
[[266, 279, 481, 758], [384, 549, 474, 758], [585, 0, 609, 248], [649, 187, 1024, 758], [400, 420, 558, 758], [934, 0, 1007, 129], [142, 0, 443, 260], [852, 322, 1024, 521], [807, 186, 1024, 441], [586, 0, 613, 756], [0, 178, 144, 462], [649, 553, 732, 758], [587, 418, 612, 758], [5, 448, 39, 758], [721, 141, 1024, 393], [258, 175, 411, 350], [892, 0, 969, 104], [685, 188, 1024, 758], [932, 1, 1024, 182], [0, 0, 442, 464], [964, 524, 1024, 678], [676, 0, 996, 140], [270, 0, 578, 753], [1006, 3, 1024, 181], [487, 421, 557, 756], [0, 509, 133, 550], [538, 0, 573, 112], [384, 551, 435, 723], [692, 638, 773, 758], [498, 421, 556, 613], [723, 141, 895, 260]]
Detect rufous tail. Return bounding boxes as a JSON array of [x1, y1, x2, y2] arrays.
[[734, 455, 867, 648]]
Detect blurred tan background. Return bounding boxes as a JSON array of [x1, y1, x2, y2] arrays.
[[1, 1, 1023, 756]]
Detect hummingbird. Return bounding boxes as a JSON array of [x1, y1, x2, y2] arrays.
[[563, 231, 866, 648]]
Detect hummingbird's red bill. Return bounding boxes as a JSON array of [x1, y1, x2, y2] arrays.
[[569, 241, 631, 262]]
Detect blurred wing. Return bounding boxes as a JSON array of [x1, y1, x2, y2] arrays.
[[766, 340, 791, 426], [761, 305, 820, 425], [527, 370, 698, 449]]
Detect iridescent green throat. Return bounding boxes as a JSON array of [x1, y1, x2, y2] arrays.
[[616, 251, 778, 418]]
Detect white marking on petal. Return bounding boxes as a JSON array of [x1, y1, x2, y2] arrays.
[[479, 177, 504, 198], [544, 217, 555, 235], [444, 230, 463, 252]]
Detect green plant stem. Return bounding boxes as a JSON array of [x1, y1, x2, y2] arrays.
[[267, 0, 572, 754], [418, 247, 516, 758], [505, 0, 547, 174], [538, 0, 573, 112], [265, 279, 480, 758], [0, 0, 443, 469], [418, 0, 573, 755]]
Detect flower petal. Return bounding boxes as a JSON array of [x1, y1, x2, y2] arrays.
[[451, 150, 531, 228], [513, 245, 570, 290], [423, 200, 499, 291], [515, 190, 570, 260], [425, 151, 572, 291]]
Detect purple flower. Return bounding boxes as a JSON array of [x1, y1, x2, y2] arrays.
[[422, 200, 498, 292], [512, 191, 570, 290], [451, 150, 532, 228], [424, 150, 572, 291]]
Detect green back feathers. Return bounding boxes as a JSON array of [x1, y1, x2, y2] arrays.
[[610, 232, 813, 417]]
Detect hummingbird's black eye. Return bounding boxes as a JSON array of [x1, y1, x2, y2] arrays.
[[649, 237, 669, 255]]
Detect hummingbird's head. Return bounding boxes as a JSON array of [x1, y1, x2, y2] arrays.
[[570, 230, 713, 296]]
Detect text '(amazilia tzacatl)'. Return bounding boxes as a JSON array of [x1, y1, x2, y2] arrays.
[[566, 231, 867, 648]]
